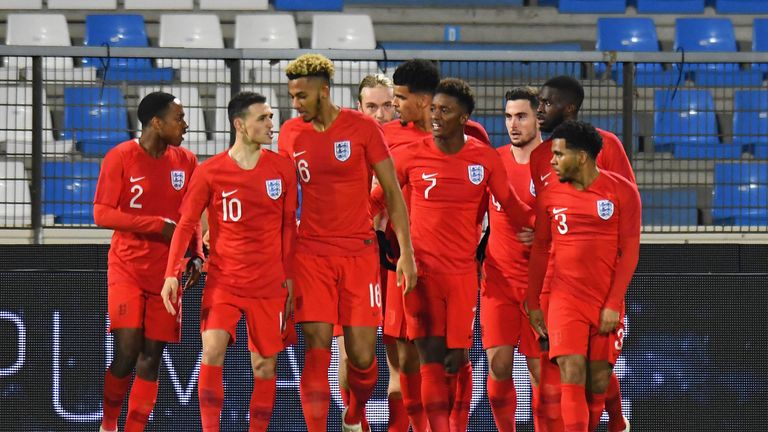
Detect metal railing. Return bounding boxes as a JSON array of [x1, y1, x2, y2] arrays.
[[1, 46, 768, 242]]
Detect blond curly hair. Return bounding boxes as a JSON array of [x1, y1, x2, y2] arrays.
[[285, 54, 335, 81]]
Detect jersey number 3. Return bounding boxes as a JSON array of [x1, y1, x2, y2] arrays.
[[554, 212, 568, 234]]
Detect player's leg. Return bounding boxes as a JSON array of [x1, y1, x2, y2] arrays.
[[124, 337, 166, 432], [397, 338, 430, 432], [586, 360, 612, 432], [555, 355, 588, 432], [520, 306, 546, 432], [342, 325, 378, 429], [589, 313, 628, 432], [248, 351, 278, 432], [198, 329, 231, 432], [449, 349, 472, 432], [301, 322, 334, 432], [606, 373, 629, 432], [337, 333, 349, 405], [384, 338, 409, 432], [414, 336, 450, 432], [486, 345, 518, 432]]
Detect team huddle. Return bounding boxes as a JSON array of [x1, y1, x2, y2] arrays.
[[95, 54, 640, 432]]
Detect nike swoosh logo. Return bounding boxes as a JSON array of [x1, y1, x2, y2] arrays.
[[421, 172, 438, 180], [552, 207, 568, 214], [129, 176, 145, 182], [222, 189, 238, 198], [540, 172, 552, 181], [293, 151, 307, 158]]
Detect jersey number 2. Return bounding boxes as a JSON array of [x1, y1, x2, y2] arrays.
[[129, 185, 143, 209]]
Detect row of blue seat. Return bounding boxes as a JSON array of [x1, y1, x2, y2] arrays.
[[38, 160, 768, 226]]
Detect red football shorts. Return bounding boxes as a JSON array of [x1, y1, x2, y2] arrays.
[[403, 270, 478, 349], [292, 252, 382, 327], [547, 292, 625, 365], [108, 281, 181, 343], [480, 264, 539, 357], [200, 286, 296, 357], [383, 268, 407, 341]]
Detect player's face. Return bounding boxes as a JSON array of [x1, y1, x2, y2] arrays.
[[237, 103, 274, 146], [393, 85, 427, 123], [537, 86, 568, 134], [505, 99, 538, 148], [358, 86, 395, 124], [158, 101, 188, 147], [550, 138, 580, 183], [431, 93, 467, 141], [288, 77, 326, 122]]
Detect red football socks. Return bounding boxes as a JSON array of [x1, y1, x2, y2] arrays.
[[420, 363, 450, 432], [400, 371, 430, 432], [487, 375, 517, 432], [300, 348, 331, 432], [450, 362, 472, 432], [101, 369, 132, 431], [198, 363, 224, 432], [539, 357, 564, 432], [345, 359, 378, 425], [387, 393, 409, 432], [249, 376, 276, 431], [124, 376, 158, 432], [605, 373, 626, 432], [560, 383, 588, 432], [587, 392, 607, 432]]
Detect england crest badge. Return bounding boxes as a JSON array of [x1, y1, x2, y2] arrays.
[[170, 170, 185, 190], [597, 199, 614, 220], [468, 164, 484, 185], [334, 140, 351, 162], [266, 179, 282, 200]]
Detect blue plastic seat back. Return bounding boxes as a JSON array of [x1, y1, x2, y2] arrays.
[[597, 18, 659, 52], [654, 89, 719, 149], [640, 188, 698, 226], [674, 18, 738, 73], [753, 18, 768, 72], [62, 87, 130, 154], [733, 90, 768, 147], [42, 161, 101, 224], [274, 0, 342, 10], [83, 14, 151, 69], [712, 162, 768, 225], [636, 0, 705, 13], [558, 0, 627, 13], [715, 0, 768, 13]]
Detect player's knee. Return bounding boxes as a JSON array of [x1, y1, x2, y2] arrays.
[[251, 357, 277, 380], [488, 351, 515, 380], [443, 351, 465, 374], [202, 347, 226, 366], [588, 367, 612, 394], [346, 347, 375, 369], [135, 354, 162, 381], [556, 356, 587, 384]]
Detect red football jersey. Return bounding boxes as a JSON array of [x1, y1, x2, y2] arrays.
[[93, 139, 200, 293], [278, 108, 391, 256], [530, 128, 636, 197], [528, 170, 641, 311], [384, 136, 533, 274], [165, 149, 298, 298], [485, 144, 538, 299], [381, 119, 491, 150]]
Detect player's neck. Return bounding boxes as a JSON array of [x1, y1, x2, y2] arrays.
[[510, 135, 542, 164], [138, 134, 168, 159], [311, 102, 341, 132], [434, 134, 465, 155], [573, 165, 600, 191], [414, 109, 432, 133], [228, 142, 262, 170]]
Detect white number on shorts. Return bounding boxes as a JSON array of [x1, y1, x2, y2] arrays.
[[555, 212, 568, 234], [222, 196, 242, 222], [129, 184, 143, 209], [297, 159, 311, 183], [614, 327, 625, 351], [369, 283, 382, 308]]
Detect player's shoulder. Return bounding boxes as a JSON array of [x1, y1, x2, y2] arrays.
[[264, 149, 295, 171], [382, 119, 407, 132], [596, 128, 622, 146], [464, 119, 491, 146], [171, 144, 199, 164], [199, 150, 228, 169], [342, 108, 380, 129], [280, 116, 310, 133], [107, 139, 139, 156], [601, 169, 638, 193], [495, 143, 512, 156], [467, 136, 498, 158]]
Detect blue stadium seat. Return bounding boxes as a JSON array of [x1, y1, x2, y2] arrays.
[[636, 0, 705, 13], [640, 188, 698, 226], [43, 161, 100, 224], [692, 70, 764, 87], [273, 0, 342, 10], [712, 162, 768, 225], [653, 89, 719, 152], [378, 42, 582, 80], [345, 0, 522, 4], [558, 0, 626, 13], [673, 142, 742, 159], [473, 115, 506, 148], [60, 87, 130, 157], [733, 90, 768, 151], [595, 18, 663, 82], [82, 14, 173, 82], [753, 19, 768, 73], [715, 0, 768, 13], [674, 18, 739, 74]]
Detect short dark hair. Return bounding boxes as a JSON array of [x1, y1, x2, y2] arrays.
[[542, 75, 584, 112], [392, 59, 440, 95], [551, 120, 603, 160], [435, 78, 475, 115], [137, 92, 176, 129], [505, 86, 539, 110], [228, 91, 267, 127]]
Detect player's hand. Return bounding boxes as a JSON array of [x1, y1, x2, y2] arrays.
[[529, 308, 548, 339], [516, 227, 534, 246], [599, 307, 620, 335], [184, 256, 203, 291], [161, 277, 180, 315], [376, 230, 397, 271], [397, 251, 418, 295], [281, 279, 294, 333], [161, 219, 177, 242]]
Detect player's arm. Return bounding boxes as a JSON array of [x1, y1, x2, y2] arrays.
[[600, 182, 642, 334], [373, 157, 416, 293], [526, 197, 552, 338], [281, 164, 299, 331], [93, 151, 171, 236], [486, 152, 535, 228], [161, 170, 211, 315]]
